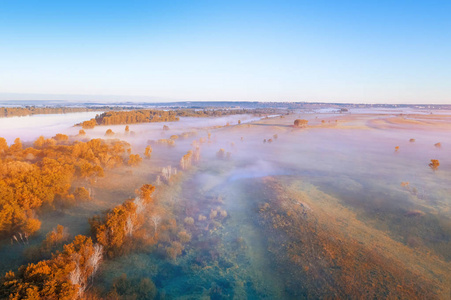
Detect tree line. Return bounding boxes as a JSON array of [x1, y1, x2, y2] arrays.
[[78, 108, 271, 129], [0, 107, 96, 118]]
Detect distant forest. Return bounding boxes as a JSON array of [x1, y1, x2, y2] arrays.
[[0, 107, 96, 117]]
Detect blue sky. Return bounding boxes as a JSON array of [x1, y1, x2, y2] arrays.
[[0, 0, 450, 103]]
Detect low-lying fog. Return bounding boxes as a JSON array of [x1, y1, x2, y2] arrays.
[[0, 111, 100, 144], [1, 109, 450, 298]]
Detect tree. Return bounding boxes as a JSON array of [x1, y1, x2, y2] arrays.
[[137, 184, 155, 203], [429, 159, 439, 171], [216, 148, 225, 159], [180, 150, 193, 170], [53, 134, 68, 141], [151, 215, 161, 235], [110, 274, 157, 300], [10, 137, 22, 152], [74, 187, 91, 201], [128, 154, 142, 166], [105, 129, 115, 137], [144, 146, 152, 159], [34, 136, 46, 148], [294, 119, 308, 127], [0, 137, 8, 153]]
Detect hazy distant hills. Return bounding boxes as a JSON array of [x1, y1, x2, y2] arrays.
[[0, 99, 450, 110]]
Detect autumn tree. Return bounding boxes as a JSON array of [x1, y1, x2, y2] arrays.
[[105, 129, 115, 137], [128, 154, 142, 166], [180, 150, 193, 170], [53, 134, 68, 141], [144, 145, 152, 159], [81, 119, 97, 129], [89, 184, 156, 258], [34, 136, 46, 148], [74, 187, 91, 201], [10, 137, 22, 152], [42, 225, 69, 251], [294, 119, 308, 127], [0, 138, 8, 153], [24, 225, 71, 260], [137, 184, 155, 203], [429, 159, 439, 171]]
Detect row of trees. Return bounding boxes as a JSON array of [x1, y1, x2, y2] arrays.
[[0, 235, 103, 299], [79, 110, 180, 129], [90, 184, 157, 258], [0, 107, 94, 118], [78, 108, 274, 129], [1, 183, 159, 299]]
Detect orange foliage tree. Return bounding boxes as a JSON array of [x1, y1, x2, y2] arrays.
[[90, 184, 156, 258], [128, 154, 142, 166], [429, 159, 439, 171], [144, 145, 152, 159], [105, 129, 115, 137], [294, 119, 308, 127]]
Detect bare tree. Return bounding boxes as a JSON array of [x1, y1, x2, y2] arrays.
[[88, 244, 103, 282], [151, 215, 161, 235], [193, 147, 200, 162], [134, 197, 145, 214], [125, 216, 134, 237], [69, 262, 85, 298], [161, 165, 177, 183]]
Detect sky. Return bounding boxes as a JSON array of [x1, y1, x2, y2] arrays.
[[0, 0, 450, 104]]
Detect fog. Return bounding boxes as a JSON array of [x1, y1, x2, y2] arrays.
[[1, 109, 450, 298], [0, 111, 100, 144]]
